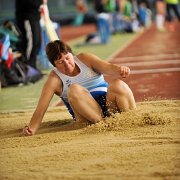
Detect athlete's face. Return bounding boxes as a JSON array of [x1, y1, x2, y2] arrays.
[[55, 52, 76, 75]]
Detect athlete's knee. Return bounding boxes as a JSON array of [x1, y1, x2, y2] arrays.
[[68, 84, 81, 99], [108, 79, 130, 94], [67, 84, 87, 100]]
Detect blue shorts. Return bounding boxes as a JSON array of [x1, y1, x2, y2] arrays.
[[62, 82, 108, 120]]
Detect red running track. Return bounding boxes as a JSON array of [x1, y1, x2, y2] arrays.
[[61, 24, 96, 42], [107, 21, 180, 102]]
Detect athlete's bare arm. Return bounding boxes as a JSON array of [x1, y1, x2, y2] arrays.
[[77, 53, 130, 78], [23, 71, 62, 135]]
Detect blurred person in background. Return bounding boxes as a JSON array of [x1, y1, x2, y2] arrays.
[[103, 0, 117, 33], [156, 0, 166, 31], [138, 0, 152, 28], [76, 0, 88, 13], [165, 0, 180, 31], [94, 0, 116, 33], [116, 0, 140, 33], [74, 0, 88, 26], [90, 0, 111, 44], [15, 0, 47, 69]]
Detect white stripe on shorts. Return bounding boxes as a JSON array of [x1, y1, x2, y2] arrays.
[[89, 87, 107, 93]]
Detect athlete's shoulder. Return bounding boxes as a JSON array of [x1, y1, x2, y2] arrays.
[[77, 52, 94, 59], [76, 52, 97, 67], [45, 70, 62, 90], [48, 70, 62, 83]]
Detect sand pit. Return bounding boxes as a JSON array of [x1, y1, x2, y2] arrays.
[[0, 100, 180, 180]]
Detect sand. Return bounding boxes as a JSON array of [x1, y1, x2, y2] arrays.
[[0, 100, 180, 180]]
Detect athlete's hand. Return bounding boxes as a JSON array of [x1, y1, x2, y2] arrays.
[[22, 125, 34, 136], [120, 66, 130, 78]]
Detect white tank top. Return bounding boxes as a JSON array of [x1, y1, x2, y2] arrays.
[[53, 56, 106, 103]]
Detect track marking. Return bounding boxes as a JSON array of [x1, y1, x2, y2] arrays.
[[110, 53, 180, 62], [115, 59, 180, 66], [130, 67, 180, 74]]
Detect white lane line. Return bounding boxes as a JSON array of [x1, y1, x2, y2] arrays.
[[130, 67, 180, 74], [109, 53, 180, 62], [117, 59, 180, 66]]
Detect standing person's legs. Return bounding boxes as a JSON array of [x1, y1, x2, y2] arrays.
[[166, 4, 172, 22], [171, 4, 180, 21], [106, 79, 136, 114], [29, 20, 41, 68], [16, 18, 28, 60], [166, 4, 177, 31], [156, 0, 166, 30], [67, 84, 104, 123]]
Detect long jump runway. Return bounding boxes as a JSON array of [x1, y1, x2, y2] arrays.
[[106, 22, 180, 102]]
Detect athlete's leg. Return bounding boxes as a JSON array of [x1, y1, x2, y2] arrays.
[[67, 84, 104, 123], [172, 4, 180, 21], [106, 79, 136, 114]]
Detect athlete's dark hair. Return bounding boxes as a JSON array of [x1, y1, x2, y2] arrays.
[[46, 40, 73, 66]]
